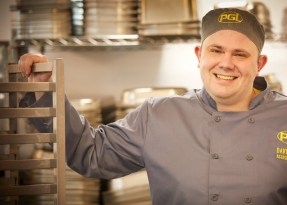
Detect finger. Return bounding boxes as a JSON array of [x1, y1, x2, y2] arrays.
[[24, 54, 43, 77], [18, 59, 23, 77], [22, 54, 29, 77], [19, 54, 28, 77], [28, 54, 48, 78]]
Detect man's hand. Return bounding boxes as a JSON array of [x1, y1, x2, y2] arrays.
[[18, 53, 52, 101]]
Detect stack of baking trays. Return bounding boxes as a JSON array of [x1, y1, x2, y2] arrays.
[[70, 97, 116, 126], [115, 87, 188, 121], [20, 97, 116, 204], [103, 87, 188, 205], [10, 0, 71, 39], [137, 0, 200, 37], [71, 0, 139, 36], [103, 169, 151, 205], [20, 150, 101, 205]]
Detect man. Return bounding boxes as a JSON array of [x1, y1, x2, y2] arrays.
[[19, 8, 287, 205]]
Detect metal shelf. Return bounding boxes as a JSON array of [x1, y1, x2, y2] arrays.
[[1, 61, 66, 204], [0, 108, 56, 118], [0, 154, 15, 161], [8, 62, 53, 73], [13, 34, 287, 48], [0, 82, 56, 92], [0, 159, 57, 171], [0, 184, 57, 196], [0, 133, 56, 145], [16, 35, 140, 47], [0, 178, 15, 186]]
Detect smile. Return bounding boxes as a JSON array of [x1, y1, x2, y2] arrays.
[[215, 74, 237, 80]]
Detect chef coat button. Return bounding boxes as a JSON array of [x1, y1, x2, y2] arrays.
[[248, 117, 255, 123], [245, 197, 251, 203], [211, 194, 219, 201], [212, 154, 219, 159], [99, 128, 104, 133], [246, 155, 253, 161], [214, 116, 221, 122]]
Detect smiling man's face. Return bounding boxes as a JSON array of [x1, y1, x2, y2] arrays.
[[195, 29, 267, 110]]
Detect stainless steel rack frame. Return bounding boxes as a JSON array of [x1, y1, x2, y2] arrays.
[[15, 35, 140, 47], [0, 60, 66, 205]]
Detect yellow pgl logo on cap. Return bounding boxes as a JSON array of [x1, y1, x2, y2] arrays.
[[278, 131, 287, 144], [218, 11, 243, 23]]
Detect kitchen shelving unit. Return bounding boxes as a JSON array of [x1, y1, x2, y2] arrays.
[[0, 60, 66, 205]]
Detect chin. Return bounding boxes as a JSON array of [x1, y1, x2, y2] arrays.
[[211, 89, 235, 100]]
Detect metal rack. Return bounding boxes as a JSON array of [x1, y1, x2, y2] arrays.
[[16, 35, 140, 47], [0, 60, 66, 205]]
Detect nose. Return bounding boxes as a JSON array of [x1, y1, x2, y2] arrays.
[[218, 53, 235, 70]]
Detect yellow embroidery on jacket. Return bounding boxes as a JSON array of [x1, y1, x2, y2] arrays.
[[278, 131, 287, 144], [276, 147, 287, 161]]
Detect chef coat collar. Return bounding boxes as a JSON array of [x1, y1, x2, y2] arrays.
[[197, 76, 271, 112]]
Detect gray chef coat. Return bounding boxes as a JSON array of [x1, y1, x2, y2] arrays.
[[20, 76, 287, 205]]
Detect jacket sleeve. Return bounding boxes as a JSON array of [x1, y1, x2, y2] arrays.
[[19, 92, 148, 179]]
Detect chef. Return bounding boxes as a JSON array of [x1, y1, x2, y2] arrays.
[[18, 8, 287, 205]]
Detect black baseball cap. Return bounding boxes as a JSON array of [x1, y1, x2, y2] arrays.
[[201, 8, 265, 53]]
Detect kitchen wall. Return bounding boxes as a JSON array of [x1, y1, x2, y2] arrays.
[[43, 44, 203, 101], [42, 41, 287, 101], [1, 0, 287, 101]]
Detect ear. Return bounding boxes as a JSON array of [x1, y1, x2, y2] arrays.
[[194, 45, 201, 68], [256, 55, 268, 76]]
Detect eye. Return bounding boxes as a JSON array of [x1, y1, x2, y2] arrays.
[[211, 49, 221, 53], [235, 53, 246, 57]]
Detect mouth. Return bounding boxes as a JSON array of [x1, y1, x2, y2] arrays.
[[214, 74, 238, 80]]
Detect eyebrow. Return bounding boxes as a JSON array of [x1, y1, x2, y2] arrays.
[[207, 44, 222, 49], [207, 44, 251, 54]]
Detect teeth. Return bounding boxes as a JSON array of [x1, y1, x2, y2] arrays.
[[216, 74, 236, 80]]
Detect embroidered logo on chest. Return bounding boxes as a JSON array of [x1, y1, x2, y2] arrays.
[[276, 131, 287, 161], [278, 131, 287, 144]]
